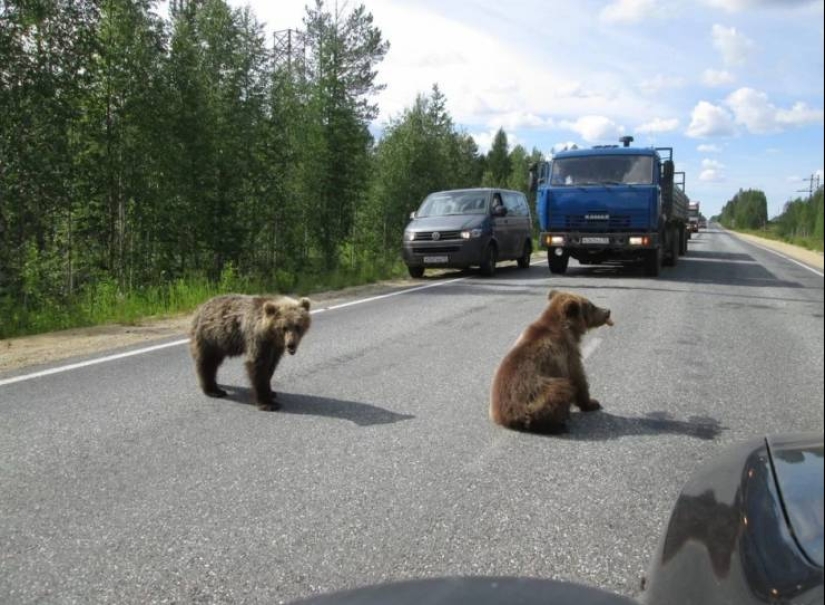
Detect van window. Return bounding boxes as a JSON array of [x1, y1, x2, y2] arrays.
[[503, 192, 527, 216], [416, 191, 489, 217]]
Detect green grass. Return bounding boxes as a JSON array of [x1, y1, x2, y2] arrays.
[[732, 226, 824, 253], [0, 258, 409, 340]]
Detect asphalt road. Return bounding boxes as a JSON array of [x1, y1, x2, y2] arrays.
[[2, 227, 823, 604]]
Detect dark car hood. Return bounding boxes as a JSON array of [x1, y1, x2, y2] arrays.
[[767, 433, 824, 567], [407, 215, 485, 232]]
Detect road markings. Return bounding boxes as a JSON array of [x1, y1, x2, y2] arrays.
[[728, 232, 824, 277], [0, 339, 190, 387], [1, 275, 478, 388]]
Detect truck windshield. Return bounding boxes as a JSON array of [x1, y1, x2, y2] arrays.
[[550, 155, 654, 186], [416, 191, 489, 217]]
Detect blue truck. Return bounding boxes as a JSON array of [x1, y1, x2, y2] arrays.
[[529, 136, 689, 276]]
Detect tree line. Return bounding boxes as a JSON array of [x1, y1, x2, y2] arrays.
[[0, 0, 539, 338], [716, 185, 823, 250]]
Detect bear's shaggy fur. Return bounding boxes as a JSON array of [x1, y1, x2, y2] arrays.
[[489, 290, 614, 433], [189, 294, 311, 411]]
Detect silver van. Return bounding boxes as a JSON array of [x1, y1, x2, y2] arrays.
[[402, 188, 534, 277]]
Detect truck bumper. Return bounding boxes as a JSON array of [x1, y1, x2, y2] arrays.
[[539, 231, 659, 251]]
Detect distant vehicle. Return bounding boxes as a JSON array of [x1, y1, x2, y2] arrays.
[[402, 188, 533, 278], [530, 136, 690, 277], [288, 433, 824, 605], [688, 202, 700, 234], [698, 217, 707, 229]]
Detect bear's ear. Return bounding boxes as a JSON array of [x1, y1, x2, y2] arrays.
[[263, 301, 280, 317], [548, 289, 559, 301], [299, 297, 311, 311]]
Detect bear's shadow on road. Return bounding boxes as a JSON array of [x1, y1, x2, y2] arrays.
[[559, 410, 725, 441], [223, 388, 415, 426]]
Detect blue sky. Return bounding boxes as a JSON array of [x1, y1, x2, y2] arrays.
[[226, 0, 824, 219]]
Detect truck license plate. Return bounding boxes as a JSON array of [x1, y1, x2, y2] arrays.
[[582, 237, 610, 244], [424, 255, 449, 263]]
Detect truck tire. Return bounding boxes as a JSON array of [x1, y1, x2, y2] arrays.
[[644, 247, 661, 277], [679, 228, 688, 255], [663, 228, 679, 267], [517, 240, 532, 269], [548, 250, 569, 274], [480, 244, 497, 277], [407, 266, 424, 278]]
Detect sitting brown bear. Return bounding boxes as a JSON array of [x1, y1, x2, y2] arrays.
[[189, 294, 311, 411], [489, 290, 614, 433]]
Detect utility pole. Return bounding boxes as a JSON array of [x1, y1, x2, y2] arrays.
[[797, 173, 821, 198]]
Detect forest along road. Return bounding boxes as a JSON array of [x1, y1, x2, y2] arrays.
[[1, 226, 823, 604]]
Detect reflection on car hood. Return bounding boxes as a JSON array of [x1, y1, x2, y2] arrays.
[[767, 433, 825, 567], [407, 215, 484, 232]]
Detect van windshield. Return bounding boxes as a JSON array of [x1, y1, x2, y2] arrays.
[[416, 191, 489, 217], [551, 155, 654, 186]]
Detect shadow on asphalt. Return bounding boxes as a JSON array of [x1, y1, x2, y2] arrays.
[[560, 410, 725, 441], [223, 388, 415, 426]]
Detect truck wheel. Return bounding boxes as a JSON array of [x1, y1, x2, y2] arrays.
[[663, 228, 678, 267], [644, 248, 661, 277], [407, 266, 424, 278], [480, 244, 497, 277], [548, 250, 569, 274], [517, 241, 532, 269], [679, 228, 687, 255]]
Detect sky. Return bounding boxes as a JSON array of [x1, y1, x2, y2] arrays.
[[223, 0, 824, 219]]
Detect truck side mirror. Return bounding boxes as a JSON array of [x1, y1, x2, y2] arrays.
[[528, 163, 538, 194]]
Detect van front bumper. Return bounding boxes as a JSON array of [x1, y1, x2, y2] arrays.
[[402, 237, 488, 268]]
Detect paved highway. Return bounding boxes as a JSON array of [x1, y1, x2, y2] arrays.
[[2, 227, 823, 604]]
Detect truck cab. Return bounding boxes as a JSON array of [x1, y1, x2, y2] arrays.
[[530, 137, 689, 277]]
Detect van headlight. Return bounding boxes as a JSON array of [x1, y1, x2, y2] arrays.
[[404, 230, 416, 241], [461, 228, 483, 239]]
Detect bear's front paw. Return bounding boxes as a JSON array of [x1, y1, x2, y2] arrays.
[[579, 398, 602, 412], [205, 387, 228, 398]]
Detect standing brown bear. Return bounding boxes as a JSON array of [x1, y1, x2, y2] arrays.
[[189, 294, 312, 411], [490, 290, 614, 433]]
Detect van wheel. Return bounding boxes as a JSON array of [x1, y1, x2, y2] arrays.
[[480, 244, 497, 277], [517, 241, 532, 269], [407, 266, 425, 278]]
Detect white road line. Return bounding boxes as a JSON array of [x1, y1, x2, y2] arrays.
[[1, 275, 477, 387], [0, 339, 190, 387], [728, 233, 824, 277]]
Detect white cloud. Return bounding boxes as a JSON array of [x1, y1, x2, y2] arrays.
[[637, 117, 680, 134], [776, 102, 825, 127], [725, 87, 825, 133], [639, 74, 687, 95], [558, 116, 625, 143], [702, 69, 736, 87], [600, 0, 660, 23], [686, 101, 736, 137], [712, 24, 755, 66], [488, 112, 554, 131], [701, 0, 817, 12], [698, 143, 722, 152], [700, 158, 726, 182]]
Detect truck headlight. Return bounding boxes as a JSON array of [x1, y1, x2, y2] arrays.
[[545, 235, 565, 246], [461, 228, 483, 239]]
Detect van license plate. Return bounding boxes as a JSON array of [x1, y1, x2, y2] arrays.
[[424, 256, 448, 263], [582, 237, 609, 244]]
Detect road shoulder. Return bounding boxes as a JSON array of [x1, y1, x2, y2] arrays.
[[724, 229, 824, 271]]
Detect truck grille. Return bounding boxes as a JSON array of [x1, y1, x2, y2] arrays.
[[562, 214, 633, 231]]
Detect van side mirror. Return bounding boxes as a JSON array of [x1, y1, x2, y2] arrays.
[[409, 211, 416, 220]]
